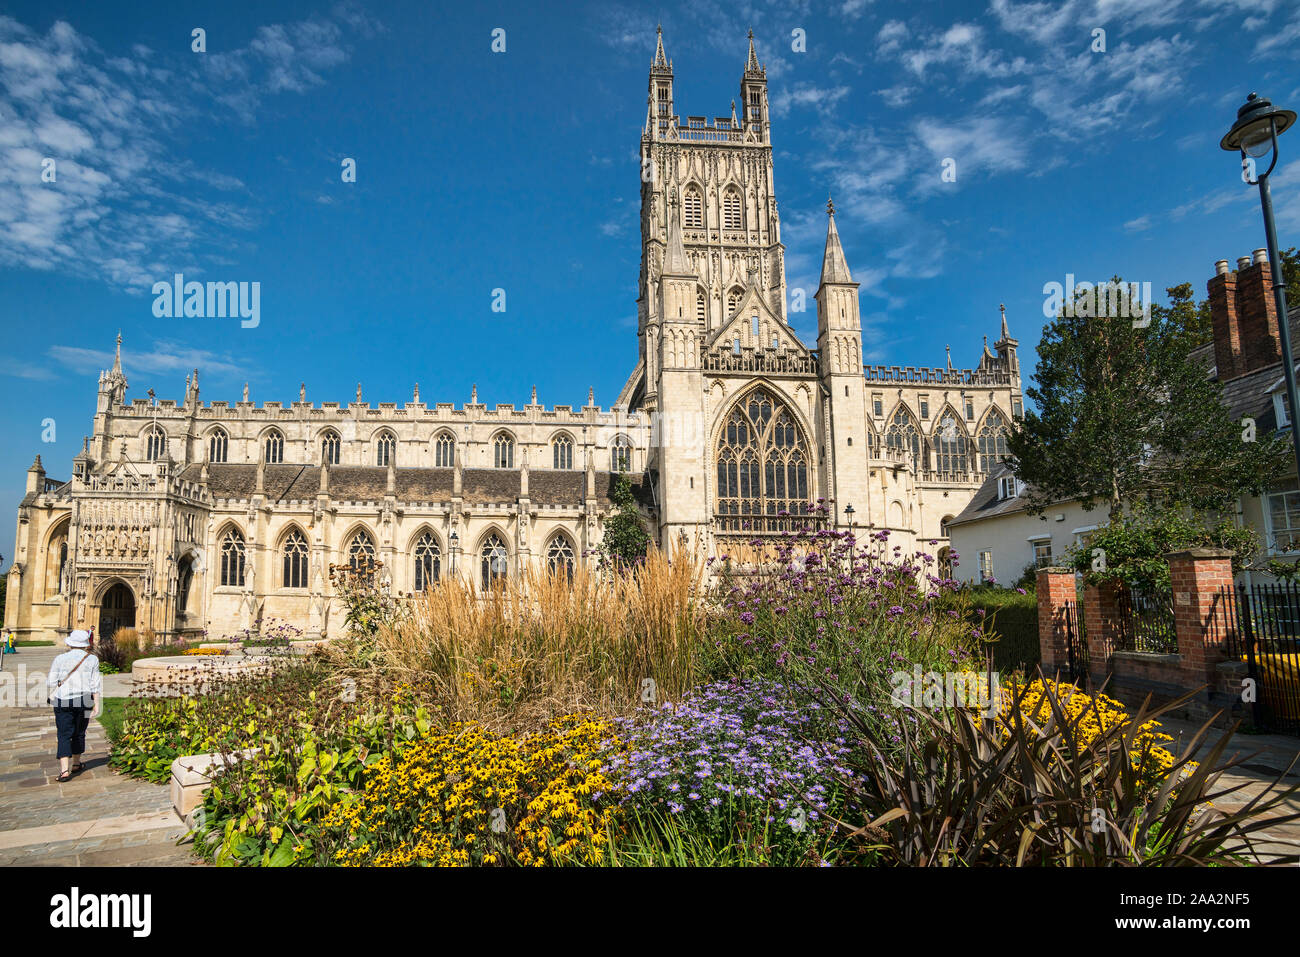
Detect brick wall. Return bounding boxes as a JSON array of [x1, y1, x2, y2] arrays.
[[1168, 548, 1234, 688], [1082, 580, 1122, 688], [1035, 567, 1076, 674], [1083, 548, 1244, 725]]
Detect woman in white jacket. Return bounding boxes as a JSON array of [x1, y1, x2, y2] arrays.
[[46, 629, 103, 783]]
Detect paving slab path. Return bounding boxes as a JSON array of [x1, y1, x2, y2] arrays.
[[0, 646, 200, 867], [1141, 715, 1300, 864]]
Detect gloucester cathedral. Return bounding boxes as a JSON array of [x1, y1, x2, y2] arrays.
[[5, 30, 1022, 642]]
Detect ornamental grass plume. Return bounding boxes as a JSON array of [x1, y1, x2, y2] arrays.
[[368, 549, 707, 730]]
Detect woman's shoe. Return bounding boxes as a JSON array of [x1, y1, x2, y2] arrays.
[[70, 762, 84, 774], [56, 770, 72, 783]]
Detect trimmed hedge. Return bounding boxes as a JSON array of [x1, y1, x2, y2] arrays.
[[968, 587, 1040, 674]]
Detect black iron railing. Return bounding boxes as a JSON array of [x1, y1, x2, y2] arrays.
[[1063, 599, 1088, 685], [1114, 587, 1178, 655], [712, 507, 826, 537], [1219, 583, 1300, 735]]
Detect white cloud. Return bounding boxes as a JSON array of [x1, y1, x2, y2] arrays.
[[913, 116, 1029, 177], [47, 339, 246, 378], [770, 82, 851, 118], [876, 20, 909, 56], [0, 7, 377, 294], [1254, 12, 1300, 55], [0, 357, 57, 381], [876, 84, 916, 108], [1123, 215, 1152, 232]]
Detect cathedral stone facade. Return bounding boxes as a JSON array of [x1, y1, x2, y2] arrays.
[[5, 31, 1022, 643]]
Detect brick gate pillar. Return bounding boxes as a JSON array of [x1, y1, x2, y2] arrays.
[[1036, 567, 1076, 675], [1083, 579, 1123, 687], [1167, 548, 1234, 689]]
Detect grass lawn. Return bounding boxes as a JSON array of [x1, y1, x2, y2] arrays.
[[96, 696, 129, 743], [15, 640, 54, 646]]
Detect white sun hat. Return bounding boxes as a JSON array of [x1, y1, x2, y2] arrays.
[[65, 630, 91, 648]]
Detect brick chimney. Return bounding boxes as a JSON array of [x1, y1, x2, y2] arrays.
[[1208, 249, 1283, 381], [1208, 259, 1240, 380]]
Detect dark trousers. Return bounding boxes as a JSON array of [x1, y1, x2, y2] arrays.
[[53, 705, 90, 758]]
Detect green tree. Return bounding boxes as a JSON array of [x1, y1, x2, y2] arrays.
[[599, 475, 650, 568], [1067, 503, 1259, 591], [1280, 245, 1300, 317], [1007, 278, 1289, 522], [1158, 281, 1214, 352]]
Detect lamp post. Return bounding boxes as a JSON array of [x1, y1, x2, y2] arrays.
[[844, 503, 855, 532], [1222, 92, 1299, 481], [449, 530, 459, 578]]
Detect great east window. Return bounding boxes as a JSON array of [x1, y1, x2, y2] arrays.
[[715, 388, 810, 534]]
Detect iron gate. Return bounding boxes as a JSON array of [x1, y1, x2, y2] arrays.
[[1220, 583, 1300, 735], [1063, 599, 1088, 686]]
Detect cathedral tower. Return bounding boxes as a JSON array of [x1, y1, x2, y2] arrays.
[[634, 28, 787, 412]]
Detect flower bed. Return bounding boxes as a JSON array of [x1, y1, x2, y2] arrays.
[[102, 528, 1299, 867], [603, 679, 857, 865], [325, 714, 621, 867]]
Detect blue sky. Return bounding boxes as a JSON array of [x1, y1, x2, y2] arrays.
[[2, 0, 1299, 549]]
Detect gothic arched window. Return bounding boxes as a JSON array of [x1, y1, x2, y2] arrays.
[[723, 189, 742, 230], [727, 288, 743, 318], [885, 407, 923, 468], [434, 432, 455, 468], [208, 428, 228, 463], [611, 437, 632, 473], [321, 430, 340, 465], [480, 533, 508, 589], [282, 529, 308, 588], [347, 529, 376, 570], [177, 557, 194, 616], [977, 410, 1010, 473], [264, 429, 284, 464], [553, 434, 574, 470], [414, 532, 440, 591], [220, 527, 246, 587], [696, 290, 706, 323], [683, 187, 703, 228], [493, 433, 514, 469], [376, 431, 396, 467], [145, 426, 166, 462], [57, 541, 68, 594], [546, 533, 575, 580], [715, 388, 810, 533], [934, 413, 968, 476]]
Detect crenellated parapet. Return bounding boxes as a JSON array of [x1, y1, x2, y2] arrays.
[[863, 365, 1015, 386], [110, 396, 645, 427]]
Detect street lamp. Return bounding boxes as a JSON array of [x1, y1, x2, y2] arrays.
[[449, 530, 459, 576], [1222, 92, 1300, 481], [844, 503, 855, 531]]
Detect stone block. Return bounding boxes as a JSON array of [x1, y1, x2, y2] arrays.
[[169, 748, 260, 819]]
